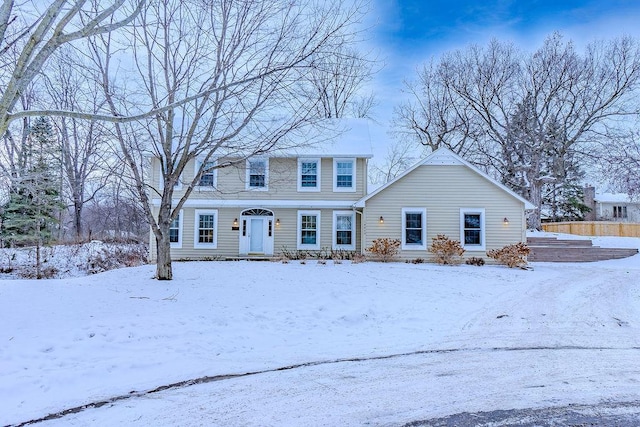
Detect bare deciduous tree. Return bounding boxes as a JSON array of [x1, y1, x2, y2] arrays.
[[395, 33, 640, 228], [89, 0, 367, 280]]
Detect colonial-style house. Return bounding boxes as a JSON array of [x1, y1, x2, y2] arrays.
[[149, 122, 534, 262]]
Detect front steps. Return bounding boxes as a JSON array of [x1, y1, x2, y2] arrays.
[[527, 237, 638, 262]]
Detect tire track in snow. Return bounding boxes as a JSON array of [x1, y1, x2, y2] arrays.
[[9, 345, 640, 427]]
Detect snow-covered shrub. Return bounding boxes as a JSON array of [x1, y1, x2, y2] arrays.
[[351, 253, 366, 264], [487, 242, 530, 268], [429, 235, 465, 265], [85, 243, 148, 274], [365, 238, 400, 262], [465, 257, 485, 266]]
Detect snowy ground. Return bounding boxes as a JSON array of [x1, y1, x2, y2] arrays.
[[2, 233, 640, 426]]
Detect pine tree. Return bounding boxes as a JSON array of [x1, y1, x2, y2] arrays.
[[1, 117, 61, 278]]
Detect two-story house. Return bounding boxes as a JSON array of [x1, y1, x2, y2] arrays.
[[148, 122, 373, 260], [149, 120, 534, 262]]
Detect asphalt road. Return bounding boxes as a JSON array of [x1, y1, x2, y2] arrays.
[[403, 401, 640, 426]]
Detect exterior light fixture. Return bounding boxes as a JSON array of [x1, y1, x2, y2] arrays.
[[379, 216, 384, 224], [503, 217, 509, 225], [233, 218, 238, 226], [276, 218, 281, 226]]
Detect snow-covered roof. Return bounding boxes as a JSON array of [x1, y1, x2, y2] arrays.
[[595, 193, 637, 204], [271, 118, 378, 158], [356, 147, 536, 210]]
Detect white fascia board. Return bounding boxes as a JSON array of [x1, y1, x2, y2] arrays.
[[151, 199, 358, 209]]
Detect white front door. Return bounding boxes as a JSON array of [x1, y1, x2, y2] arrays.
[[239, 215, 274, 255], [249, 218, 264, 253]]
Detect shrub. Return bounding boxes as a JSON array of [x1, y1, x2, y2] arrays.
[[352, 253, 366, 264], [429, 235, 465, 265], [487, 242, 530, 268], [465, 257, 485, 267], [365, 238, 401, 262]]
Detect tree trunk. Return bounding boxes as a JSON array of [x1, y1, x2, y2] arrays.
[[528, 179, 544, 230], [155, 234, 173, 280]]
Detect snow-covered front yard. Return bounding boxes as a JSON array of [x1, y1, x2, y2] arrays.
[[2, 234, 640, 426]]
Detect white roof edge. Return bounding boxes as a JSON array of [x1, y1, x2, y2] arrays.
[[151, 199, 359, 208], [356, 147, 537, 210]]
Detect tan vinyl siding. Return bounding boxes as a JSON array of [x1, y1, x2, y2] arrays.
[[149, 207, 362, 261], [151, 157, 367, 202], [363, 165, 526, 261]]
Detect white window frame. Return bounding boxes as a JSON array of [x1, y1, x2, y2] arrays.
[[401, 207, 427, 250], [246, 158, 269, 191], [169, 209, 183, 249], [460, 208, 486, 251], [297, 210, 321, 250], [195, 158, 217, 190], [332, 210, 355, 250], [297, 158, 321, 192], [333, 158, 356, 192], [194, 209, 218, 249]]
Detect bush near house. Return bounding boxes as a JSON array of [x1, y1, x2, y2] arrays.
[[365, 238, 401, 262], [429, 235, 465, 265], [487, 242, 530, 268]]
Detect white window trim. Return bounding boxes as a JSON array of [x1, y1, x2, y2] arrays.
[[193, 209, 218, 249], [169, 209, 184, 249], [195, 158, 217, 190], [297, 210, 321, 250], [332, 210, 355, 250], [297, 158, 321, 192], [460, 208, 486, 251], [245, 158, 269, 191], [333, 158, 356, 192], [401, 207, 427, 250]]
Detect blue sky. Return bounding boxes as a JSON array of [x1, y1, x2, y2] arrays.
[[367, 0, 640, 125]]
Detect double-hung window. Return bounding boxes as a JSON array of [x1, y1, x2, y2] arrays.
[[197, 160, 217, 188], [246, 158, 268, 190], [194, 210, 218, 248], [460, 208, 485, 250], [333, 158, 355, 192], [333, 211, 355, 250], [169, 210, 183, 248], [401, 208, 426, 250], [297, 210, 320, 250], [298, 158, 320, 191]]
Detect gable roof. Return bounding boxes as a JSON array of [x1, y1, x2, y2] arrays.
[[355, 147, 536, 210]]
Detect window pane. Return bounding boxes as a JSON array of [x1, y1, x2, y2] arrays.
[[406, 213, 422, 229], [465, 230, 481, 245], [336, 161, 353, 188], [336, 215, 351, 230], [199, 161, 215, 186], [301, 215, 317, 245], [336, 214, 352, 245], [169, 216, 180, 243], [406, 229, 422, 244], [301, 161, 317, 187], [249, 160, 266, 187], [464, 214, 481, 229], [336, 230, 351, 245], [198, 214, 215, 243]]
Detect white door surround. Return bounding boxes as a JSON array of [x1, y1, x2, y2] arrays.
[[239, 208, 274, 255]]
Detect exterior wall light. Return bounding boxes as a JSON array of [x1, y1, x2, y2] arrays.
[[379, 216, 384, 224], [503, 217, 509, 225], [276, 218, 281, 226], [233, 218, 238, 226]]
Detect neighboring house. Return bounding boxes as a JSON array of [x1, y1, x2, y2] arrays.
[[584, 187, 640, 222], [149, 124, 534, 262], [356, 148, 535, 261]]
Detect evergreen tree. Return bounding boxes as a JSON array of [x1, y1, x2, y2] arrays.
[[1, 117, 61, 278]]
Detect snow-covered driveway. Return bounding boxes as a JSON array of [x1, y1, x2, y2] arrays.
[[2, 240, 639, 426]]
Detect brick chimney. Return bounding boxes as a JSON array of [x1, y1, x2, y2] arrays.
[[583, 185, 596, 221]]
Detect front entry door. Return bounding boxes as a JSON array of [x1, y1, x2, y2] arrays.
[[249, 218, 265, 253], [239, 210, 274, 256]]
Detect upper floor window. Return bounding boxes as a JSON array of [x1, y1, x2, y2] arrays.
[[613, 205, 628, 219], [196, 159, 217, 188], [401, 207, 426, 250], [333, 158, 355, 192], [246, 158, 268, 190], [460, 208, 485, 251], [298, 158, 320, 191]]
